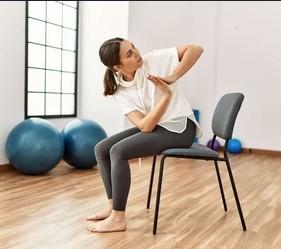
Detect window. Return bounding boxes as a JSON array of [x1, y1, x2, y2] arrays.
[[25, 1, 79, 118]]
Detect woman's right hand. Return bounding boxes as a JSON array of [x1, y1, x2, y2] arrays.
[[147, 75, 172, 98]]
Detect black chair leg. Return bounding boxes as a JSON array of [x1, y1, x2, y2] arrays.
[[214, 160, 228, 212], [153, 155, 166, 235], [225, 158, 247, 231], [147, 155, 157, 209]]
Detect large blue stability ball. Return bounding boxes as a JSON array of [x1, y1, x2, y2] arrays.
[[5, 118, 64, 175], [62, 119, 107, 169], [227, 138, 242, 154]]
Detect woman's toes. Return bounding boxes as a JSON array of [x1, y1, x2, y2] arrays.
[[86, 217, 126, 233], [86, 210, 111, 221], [86, 215, 97, 221], [87, 223, 96, 232]]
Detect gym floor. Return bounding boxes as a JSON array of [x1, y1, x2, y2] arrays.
[[1, 153, 281, 249]]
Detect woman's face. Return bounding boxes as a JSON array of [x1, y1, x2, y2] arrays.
[[114, 40, 143, 74]]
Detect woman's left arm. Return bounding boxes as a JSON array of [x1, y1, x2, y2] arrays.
[[158, 45, 204, 84]]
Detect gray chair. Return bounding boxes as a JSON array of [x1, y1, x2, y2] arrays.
[[147, 93, 247, 235]]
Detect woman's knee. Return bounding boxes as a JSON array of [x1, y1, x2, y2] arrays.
[[94, 138, 109, 159], [109, 143, 126, 159]]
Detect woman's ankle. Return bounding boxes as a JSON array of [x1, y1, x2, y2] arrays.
[[108, 199, 113, 210], [110, 210, 126, 222]]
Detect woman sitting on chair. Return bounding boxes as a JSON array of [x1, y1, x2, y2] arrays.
[[86, 37, 203, 233]]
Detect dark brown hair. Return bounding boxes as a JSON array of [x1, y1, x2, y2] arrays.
[[99, 37, 124, 96]]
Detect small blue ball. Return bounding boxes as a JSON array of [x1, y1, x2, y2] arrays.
[[207, 139, 220, 151], [227, 138, 242, 154]]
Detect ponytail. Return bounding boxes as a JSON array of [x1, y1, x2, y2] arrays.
[[103, 68, 118, 96], [99, 37, 124, 95]]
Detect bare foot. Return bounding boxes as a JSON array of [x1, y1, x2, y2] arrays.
[[87, 215, 127, 233], [86, 209, 112, 221]]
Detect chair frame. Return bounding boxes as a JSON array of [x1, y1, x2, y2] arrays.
[[147, 135, 247, 235]]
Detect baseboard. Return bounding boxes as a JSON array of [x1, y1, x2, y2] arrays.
[[0, 164, 14, 173], [242, 148, 281, 157], [217, 147, 281, 157]]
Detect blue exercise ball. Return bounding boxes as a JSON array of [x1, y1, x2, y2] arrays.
[[62, 119, 107, 169], [227, 138, 242, 154], [5, 118, 64, 175], [207, 139, 220, 151]]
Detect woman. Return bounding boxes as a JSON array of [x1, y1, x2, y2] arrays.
[[86, 37, 203, 233]]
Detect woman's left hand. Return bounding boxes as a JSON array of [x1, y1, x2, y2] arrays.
[[157, 75, 177, 85]]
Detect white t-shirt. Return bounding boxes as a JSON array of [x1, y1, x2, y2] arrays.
[[112, 47, 203, 137]]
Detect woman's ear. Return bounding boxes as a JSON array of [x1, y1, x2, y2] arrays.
[[113, 65, 120, 72]]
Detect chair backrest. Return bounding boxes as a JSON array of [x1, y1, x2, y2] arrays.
[[212, 93, 244, 140]]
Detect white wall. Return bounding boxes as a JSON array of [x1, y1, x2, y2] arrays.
[[128, 1, 219, 144], [0, 2, 78, 165], [129, 1, 281, 150], [0, 2, 25, 165], [1, 1, 281, 165], [0, 1, 129, 165], [216, 1, 281, 150], [79, 1, 129, 136]]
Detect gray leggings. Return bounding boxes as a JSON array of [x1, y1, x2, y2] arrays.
[[94, 118, 196, 211]]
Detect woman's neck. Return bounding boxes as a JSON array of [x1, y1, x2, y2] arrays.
[[121, 71, 136, 82]]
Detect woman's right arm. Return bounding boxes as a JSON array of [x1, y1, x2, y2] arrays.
[[126, 76, 172, 133]]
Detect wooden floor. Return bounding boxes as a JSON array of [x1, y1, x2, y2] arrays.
[[1, 153, 281, 249]]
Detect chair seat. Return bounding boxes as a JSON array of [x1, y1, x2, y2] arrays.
[[161, 143, 219, 158]]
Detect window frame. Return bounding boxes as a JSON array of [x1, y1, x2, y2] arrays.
[[24, 1, 79, 119]]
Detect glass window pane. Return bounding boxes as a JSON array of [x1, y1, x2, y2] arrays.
[[47, 1, 62, 25], [46, 70, 61, 92], [62, 28, 75, 51], [62, 50, 75, 72], [62, 94, 74, 114], [28, 18, 45, 45], [46, 93, 61, 115], [47, 23, 62, 48], [63, 5, 76, 29], [28, 43, 45, 68], [63, 1, 77, 8], [46, 47, 61, 70], [28, 68, 45, 92], [28, 1, 46, 21], [26, 1, 78, 118], [28, 93, 45, 116], [62, 72, 75, 93]]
